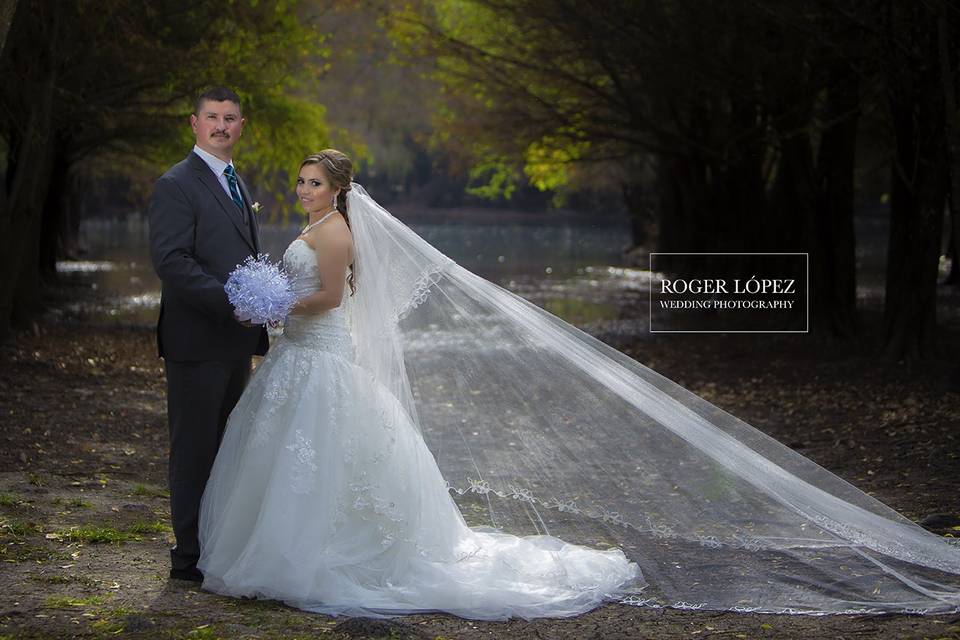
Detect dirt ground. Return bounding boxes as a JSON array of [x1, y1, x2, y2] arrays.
[[1, 316, 959, 639]]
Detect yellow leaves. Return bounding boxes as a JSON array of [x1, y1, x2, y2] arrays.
[[239, 94, 332, 222], [523, 135, 591, 194], [465, 156, 519, 200]]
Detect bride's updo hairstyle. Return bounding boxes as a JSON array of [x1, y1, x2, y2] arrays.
[[300, 149, 356, 294]]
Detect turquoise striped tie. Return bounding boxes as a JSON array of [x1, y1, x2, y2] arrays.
[[223, 164, 244, 210]]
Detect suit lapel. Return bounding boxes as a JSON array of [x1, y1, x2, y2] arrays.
[[237, 177, 261, 255], [188, 152, 255, 252]]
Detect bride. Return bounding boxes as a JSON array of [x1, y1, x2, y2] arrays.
[[198, 150, 960, 619]]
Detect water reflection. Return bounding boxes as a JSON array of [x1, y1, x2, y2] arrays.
[[55, 260, 116, 273], [51, 209, 923, 336], [53, 216, 651, 344]]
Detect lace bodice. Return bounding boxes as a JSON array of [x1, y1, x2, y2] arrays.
[[281, 238, 351, 352], [283, 238, 326, 298]]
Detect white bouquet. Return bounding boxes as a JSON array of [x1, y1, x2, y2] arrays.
[[225, 254, 297, 325]]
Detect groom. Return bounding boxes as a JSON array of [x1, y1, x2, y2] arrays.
[[148, 86, 268, 582]]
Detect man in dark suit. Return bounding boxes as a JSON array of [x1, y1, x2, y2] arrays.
[[148, 86, 268, 582]]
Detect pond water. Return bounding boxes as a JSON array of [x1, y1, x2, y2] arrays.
[[54, 212, 651, 346], [54, 208, 935, 340]]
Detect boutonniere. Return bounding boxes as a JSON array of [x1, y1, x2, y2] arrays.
[[251, 202, 263, 215]]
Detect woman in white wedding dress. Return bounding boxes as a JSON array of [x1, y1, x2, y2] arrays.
[[201, 149, 960, 619], [198, 150, 641, 620]]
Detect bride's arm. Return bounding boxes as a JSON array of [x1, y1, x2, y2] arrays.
[[289, 224, 352, 315]]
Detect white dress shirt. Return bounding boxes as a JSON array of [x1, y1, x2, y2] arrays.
[[193, 144, 243, 206]]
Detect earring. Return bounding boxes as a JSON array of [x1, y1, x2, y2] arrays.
[[331, 194, 337, 209]]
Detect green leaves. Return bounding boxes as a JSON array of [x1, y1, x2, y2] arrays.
[[22, 1, 337, 218], [386, 1, 627, 204], [524, 135, 591, 194], [466, 155, 519, 200], [239, 93, 330, 204]]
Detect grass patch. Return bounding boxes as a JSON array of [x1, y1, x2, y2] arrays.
[[96, 606, 139, 618], [187, 625, 220, 639], [132, 483, 169, 498], [29, 573, 98, 587], [52, 496, 93, 508], [27, 473, 44, 487], [0, 493, 20, 507], [128, 520, 171, 534], [64, 524, 141, 544], [238, 598, 286, 626], [91, 618, 125, 635], [58, 520, 170, 544], [90, 607, 142, 635], [44, 594, 107, 608], [0, 542, 69, 562], [0, 518, 41, 538]]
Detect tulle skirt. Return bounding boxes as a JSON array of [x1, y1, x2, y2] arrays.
[[197, 318, 642, 620]]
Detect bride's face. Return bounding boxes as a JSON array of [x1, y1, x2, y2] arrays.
[[296, 163, 338, 214]]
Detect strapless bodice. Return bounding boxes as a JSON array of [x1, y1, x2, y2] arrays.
[[283, 238, 329, 298], [281, 238, 352, 354]]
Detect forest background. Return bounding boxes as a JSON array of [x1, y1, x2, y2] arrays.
[[2, 0, 960, 358]]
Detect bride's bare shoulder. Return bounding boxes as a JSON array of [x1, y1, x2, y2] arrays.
[[304, 212, 352, 253]]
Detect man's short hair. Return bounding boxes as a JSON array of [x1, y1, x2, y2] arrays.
[[194, 87, 242, 115]]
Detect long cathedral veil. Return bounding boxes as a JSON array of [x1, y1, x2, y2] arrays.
[[344, 183, 960, 615]]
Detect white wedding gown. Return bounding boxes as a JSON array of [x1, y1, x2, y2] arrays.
[[197, 236, 642, 620]]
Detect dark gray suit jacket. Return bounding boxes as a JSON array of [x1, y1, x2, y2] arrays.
[[148, 151, 269, 361]]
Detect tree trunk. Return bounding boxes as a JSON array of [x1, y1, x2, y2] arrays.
[[656, 155, 705, 256], [0, 0, 59, 342], [813, 69, 860, 338], [938, 10, 960, 284], [882, 8, 947, 359], [0, 102, 56, 338], [0, 0, 17, 57], [621, 179, 653, 250], [37, 133, 67, 279], [883, 155, 945, 359]]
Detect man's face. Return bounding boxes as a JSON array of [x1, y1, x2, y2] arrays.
[[191, 100, 244, 160]]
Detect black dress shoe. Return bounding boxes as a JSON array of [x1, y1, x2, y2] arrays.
[[169, 567, 203, 582]]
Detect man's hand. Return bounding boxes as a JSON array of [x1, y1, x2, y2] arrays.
[[234, 311, 260, 328]]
